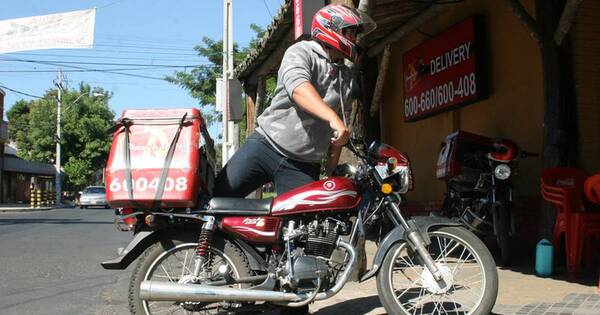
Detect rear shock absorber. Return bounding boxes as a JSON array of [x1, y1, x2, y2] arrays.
[[193, 216, 215, 277]]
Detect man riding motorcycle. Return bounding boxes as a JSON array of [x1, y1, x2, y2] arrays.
[[214, 4, 376, 198]]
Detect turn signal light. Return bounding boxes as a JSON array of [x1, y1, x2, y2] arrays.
[[121, 208, 137, 230], [381, 183, 393, 194]]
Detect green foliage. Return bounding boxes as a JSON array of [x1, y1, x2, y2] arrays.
[[6, 83, 115, 189], [63, 157, 92, 187], [165, 24, 266, 126]]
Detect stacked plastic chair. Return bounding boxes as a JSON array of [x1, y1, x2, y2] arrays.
[[583, 173, 600, 292], [541, 168, 600, 274]]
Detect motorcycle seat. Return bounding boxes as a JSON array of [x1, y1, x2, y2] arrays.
[[199, 197, 273, 215]]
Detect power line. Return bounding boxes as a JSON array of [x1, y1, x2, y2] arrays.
[[0, 67, 207, 73], [263, 0, 274, 18], [78, 48, 200, 56], [97, 0, 130, 9], [0, 84, 43, 98], [93, 43, 198, 52], [0, 58, 214, 68], [0, 56, 168, 81], [96, 33, 200, 44], [8, 52, 204, 62]]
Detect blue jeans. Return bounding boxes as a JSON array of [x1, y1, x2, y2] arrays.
[[213, 132, 321, 198]]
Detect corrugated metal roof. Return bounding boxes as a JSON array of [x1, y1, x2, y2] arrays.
[[235, 0, 432, 81], [236, 0, 294, 80]]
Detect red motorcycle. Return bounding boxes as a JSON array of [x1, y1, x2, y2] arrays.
[[102, 114, 498, 314], [437, 131, 538, 265]]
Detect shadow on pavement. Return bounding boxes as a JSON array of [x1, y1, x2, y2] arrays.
[[492, 242, 600, 287], [0, 218, 113, 225], [313, 295, 384, 315]]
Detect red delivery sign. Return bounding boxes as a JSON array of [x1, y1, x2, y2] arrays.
[[403, 16, 488, 122]]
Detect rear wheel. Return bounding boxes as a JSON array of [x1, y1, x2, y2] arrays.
[[376, 226, 498, 315], [129, 232, 252, 314]]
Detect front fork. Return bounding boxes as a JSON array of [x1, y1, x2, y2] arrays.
[[491, 177, 515, 237], [385, 196, 445, 283]]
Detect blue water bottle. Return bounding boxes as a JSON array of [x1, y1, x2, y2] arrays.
[[535, 238, 554, 277]]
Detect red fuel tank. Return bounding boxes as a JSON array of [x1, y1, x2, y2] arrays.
[[271, 178, 360, 216], [220, 216, 281, 244], [105, 108, 214, 209]]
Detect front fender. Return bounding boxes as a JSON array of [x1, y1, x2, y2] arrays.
[[359, 216, 461, 282]]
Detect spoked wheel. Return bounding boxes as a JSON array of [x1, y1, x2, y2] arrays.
[[129, 233, 251, 315], [376, 226, 498, 315]]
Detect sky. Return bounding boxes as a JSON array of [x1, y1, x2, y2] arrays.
[[0, 0, 285, 141]]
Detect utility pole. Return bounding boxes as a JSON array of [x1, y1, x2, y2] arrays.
[[54, 69, 63, 207], [221, 0, 238, 166]]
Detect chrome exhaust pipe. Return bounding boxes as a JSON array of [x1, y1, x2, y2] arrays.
[[140, 281, 308, 302], [314, 239, 356, 301], [139, 240, 356, 303]]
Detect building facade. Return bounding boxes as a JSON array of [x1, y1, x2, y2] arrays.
[[236, 0, 599, 244]]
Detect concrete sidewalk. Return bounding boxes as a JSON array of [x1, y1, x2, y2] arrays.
[[309, 241, 600, 315], [0, 203, 77, 212]]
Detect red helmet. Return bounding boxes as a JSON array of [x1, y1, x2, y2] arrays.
[[311, 4, 376, 63], [487, 139, 519, 162]]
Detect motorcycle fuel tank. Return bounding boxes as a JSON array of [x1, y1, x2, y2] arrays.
[[271, 177, 360, 216], [220, 217, 281, 244]]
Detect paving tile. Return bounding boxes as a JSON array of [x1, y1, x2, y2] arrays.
[[562, 293, 577, 301]]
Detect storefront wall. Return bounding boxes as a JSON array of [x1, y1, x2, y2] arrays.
[[380, 0, 544, 204], [572, 1, 600, 174]]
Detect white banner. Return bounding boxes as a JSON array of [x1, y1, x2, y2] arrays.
[[0, 9, 96, 54]]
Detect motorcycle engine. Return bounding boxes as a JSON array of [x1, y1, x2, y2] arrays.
[[282, 218, 350, 290], [305, 218, 349, 258]]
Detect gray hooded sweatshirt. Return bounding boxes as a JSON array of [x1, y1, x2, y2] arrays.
[[256, 40, 358, 163]]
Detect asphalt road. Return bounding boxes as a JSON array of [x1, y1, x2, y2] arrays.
[[8, 208, 596, 315], [0, 207, 131, 315], [0, 207, 385, 315]]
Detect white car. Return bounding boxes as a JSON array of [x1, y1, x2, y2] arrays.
[[79, 186, 109, 209]]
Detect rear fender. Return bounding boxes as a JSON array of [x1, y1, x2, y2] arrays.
[[101, 230, 159, 270], [359, 216, 461, 282], [101, 225, 268, 271]]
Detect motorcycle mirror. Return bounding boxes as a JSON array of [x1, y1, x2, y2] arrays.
[[367, 141, 380, 158]]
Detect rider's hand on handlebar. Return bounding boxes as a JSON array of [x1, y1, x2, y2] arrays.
[[330, 118, 350, 146]]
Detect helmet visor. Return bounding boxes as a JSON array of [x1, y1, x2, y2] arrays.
[[354, 9, 376, 36]]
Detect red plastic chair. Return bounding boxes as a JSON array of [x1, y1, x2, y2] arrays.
[[541, 168, 600, 273], [583, 173, 600, 291]]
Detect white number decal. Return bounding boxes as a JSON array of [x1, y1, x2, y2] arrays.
[[175, 177, 188, 191], [109, 179, 121, 192], [108, 176, 189, 192]]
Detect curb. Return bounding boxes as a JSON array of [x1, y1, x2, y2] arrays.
[[0, 207, 55, 213]]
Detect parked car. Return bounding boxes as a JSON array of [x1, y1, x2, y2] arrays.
[[79, 186, 109, 209]]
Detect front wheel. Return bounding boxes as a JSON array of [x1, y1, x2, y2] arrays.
[[376, 226, 498, 315], [128, 232, 252, 315]]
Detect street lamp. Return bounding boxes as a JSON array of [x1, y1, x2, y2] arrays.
[[54, 90, 105, 207]]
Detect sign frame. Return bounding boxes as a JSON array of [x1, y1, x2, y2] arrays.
[[402, 15, 488, 122]]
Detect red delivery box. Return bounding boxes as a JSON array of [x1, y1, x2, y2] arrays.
[[105, 108, 215, 209]]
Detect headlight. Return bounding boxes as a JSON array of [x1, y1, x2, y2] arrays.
[[494, 164, 511, 180]]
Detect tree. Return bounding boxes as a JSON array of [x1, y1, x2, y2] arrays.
[[165, 24, 266, 145], [7, 83, 115, 189]]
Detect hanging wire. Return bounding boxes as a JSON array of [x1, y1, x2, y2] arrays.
[[97, 0, 129, 9], [0, 84, 43, 98], [263, 0, 274, 18]]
